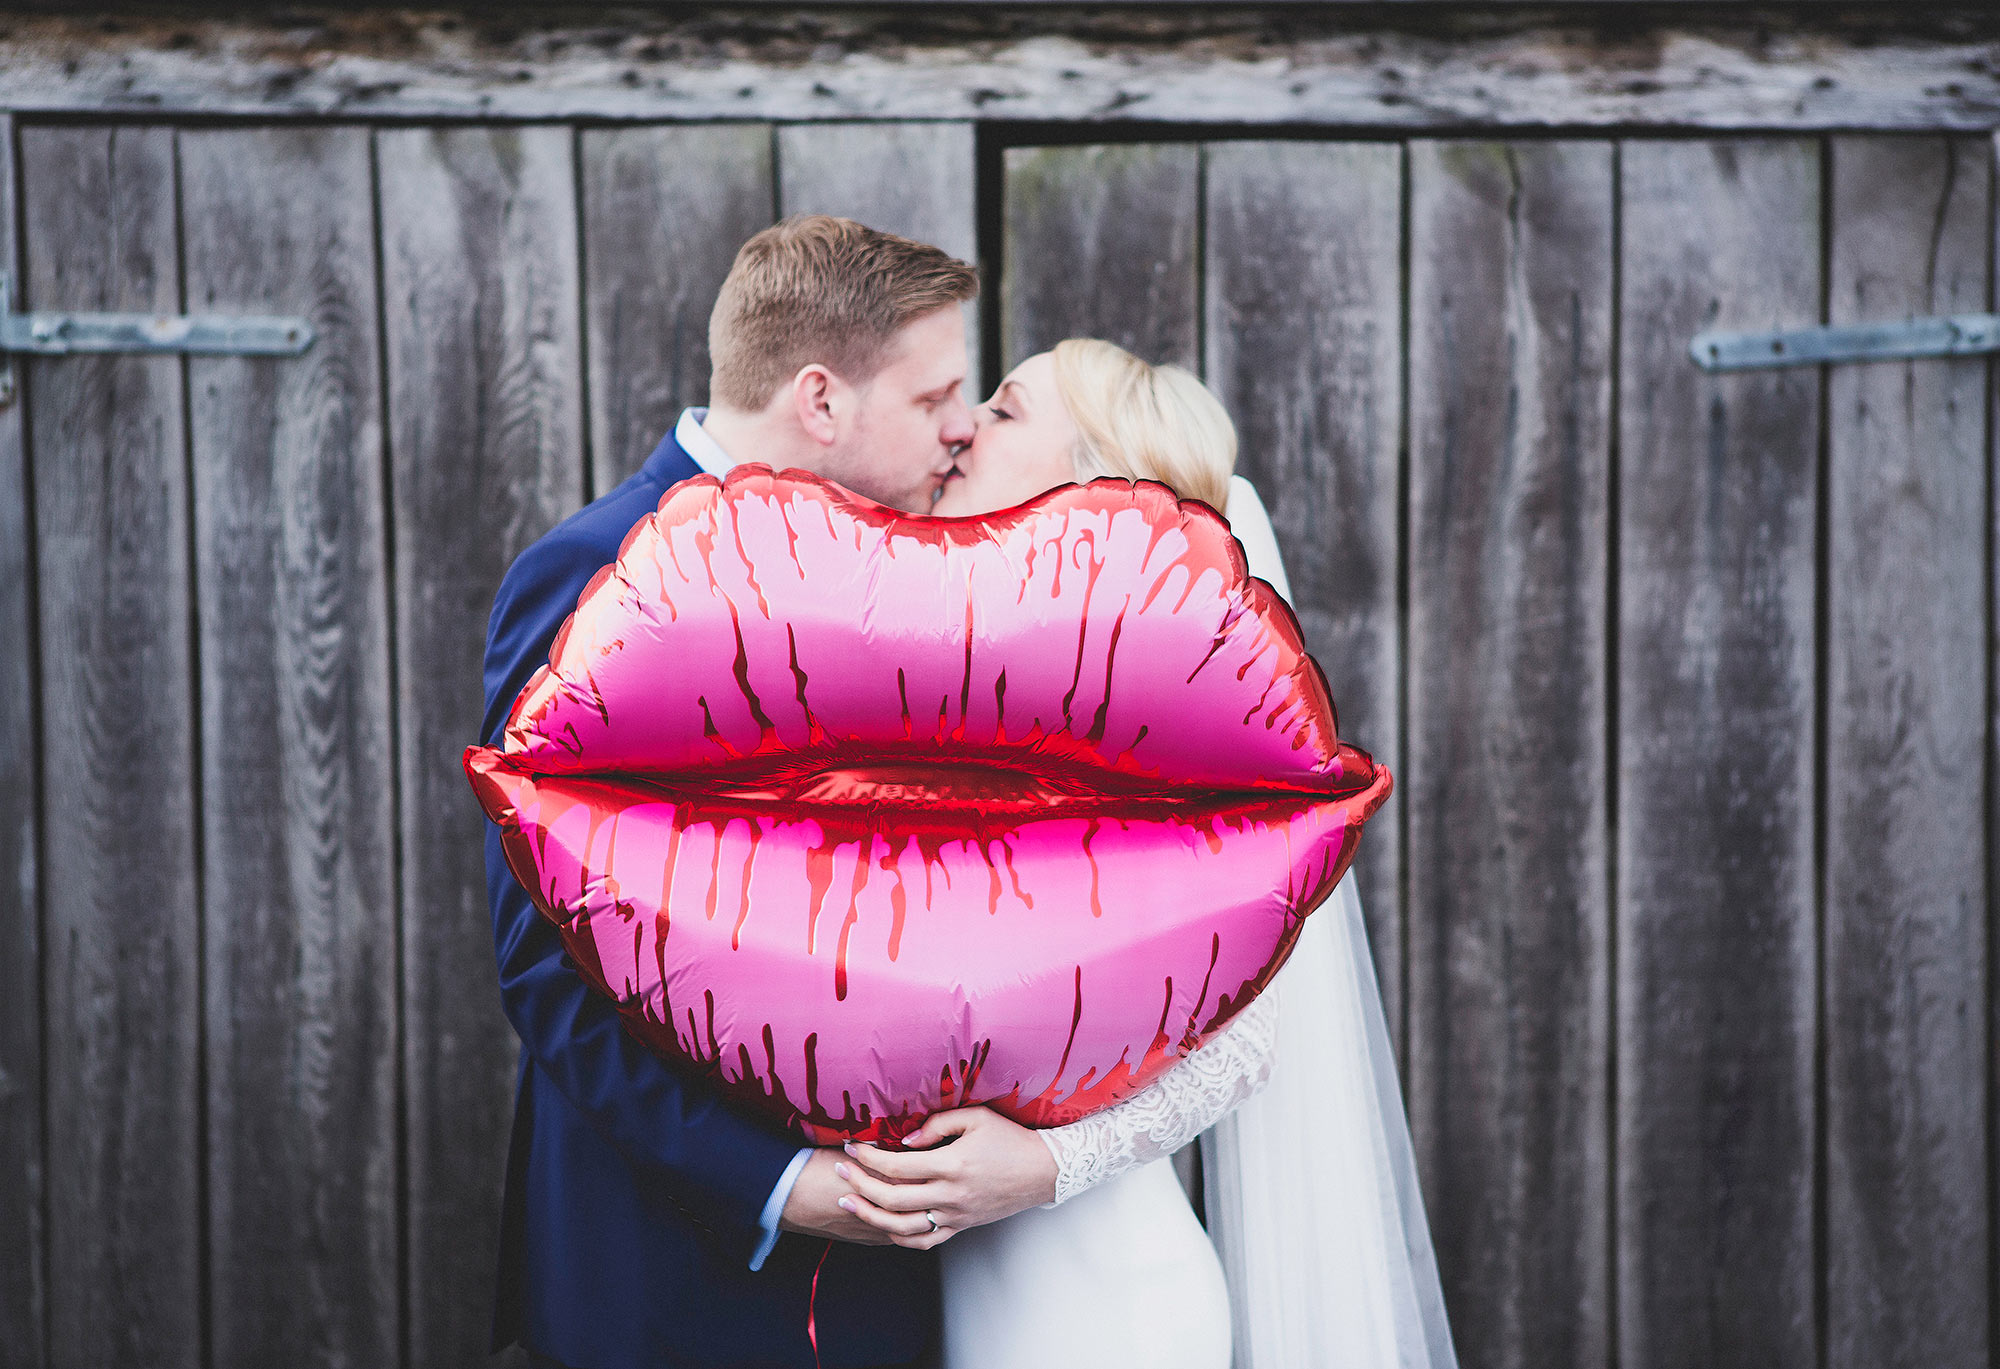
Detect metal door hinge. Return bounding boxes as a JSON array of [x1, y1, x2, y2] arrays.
[[0, 270, 314, 406], [1690, 313, 2000, 372]]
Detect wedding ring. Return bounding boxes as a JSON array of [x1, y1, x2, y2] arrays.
[[925, 1210, 941, 1233]]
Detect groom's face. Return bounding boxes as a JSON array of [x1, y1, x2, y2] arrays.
[[822, 307, 975, 512]]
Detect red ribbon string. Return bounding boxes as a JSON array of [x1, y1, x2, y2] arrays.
[[806, 1238, 833, 1369]]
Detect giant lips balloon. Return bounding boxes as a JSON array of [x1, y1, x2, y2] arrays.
[[465, 467, 1391, 1145]]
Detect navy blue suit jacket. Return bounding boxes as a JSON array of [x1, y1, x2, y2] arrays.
[[482, 429, 940, 1369]]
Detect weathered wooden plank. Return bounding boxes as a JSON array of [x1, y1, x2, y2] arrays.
[[582, 124, 772, 491], [0, 110, 45, 1369], [1002, 138, 1201, 1211], [23, 123, 199, 1369], [1406, 139, 1613, 1369], [1823, 133, 1989, 1369], [379, 124, 586, 1369], [1202, 141, 1405, 1054], [778, 121, 981, 381], [178, 125, 398, 1369], [1001, 143, 1198, 371], [778, 123, 976, 258], [1616, 138, 1820, 1369], [0, 9, 1994, 128]]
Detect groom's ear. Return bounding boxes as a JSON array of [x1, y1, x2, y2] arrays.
[[791, 363, 844, 449]]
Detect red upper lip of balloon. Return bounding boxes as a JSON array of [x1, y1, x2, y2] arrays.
[[486, 465, 1374, 806]]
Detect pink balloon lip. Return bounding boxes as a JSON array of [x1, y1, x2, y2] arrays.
[[466, 747, 1390, 1144], [465, 467, 1391, 1143], [496, 466, 1350, 797]]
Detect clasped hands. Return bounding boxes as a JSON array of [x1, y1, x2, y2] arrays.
[[778, 1105, 1059, 1251]]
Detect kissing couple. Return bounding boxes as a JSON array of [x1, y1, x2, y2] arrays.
[[479, 215, 1457, 1369]]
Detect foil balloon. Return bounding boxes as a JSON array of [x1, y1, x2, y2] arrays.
[[465, 467, 1391, 1145]]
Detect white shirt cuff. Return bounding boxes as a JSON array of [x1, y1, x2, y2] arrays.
[[749, 1147, 815, 1271]]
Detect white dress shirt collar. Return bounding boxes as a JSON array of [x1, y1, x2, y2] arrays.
[[675, 406, 738, 478]]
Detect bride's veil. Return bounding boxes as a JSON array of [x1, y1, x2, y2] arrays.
[[1206, 476, 1459, 1369]]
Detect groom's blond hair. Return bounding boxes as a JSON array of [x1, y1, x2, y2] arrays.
[[709, 215, 978, 412]]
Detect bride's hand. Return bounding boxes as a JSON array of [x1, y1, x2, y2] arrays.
[[831, 1107, 1059, 1249]]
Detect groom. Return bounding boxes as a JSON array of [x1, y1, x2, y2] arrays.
[[482, 216, 1011, 1369]]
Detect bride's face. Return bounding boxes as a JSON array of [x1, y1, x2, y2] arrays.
[[930, 352, 1081, 517]]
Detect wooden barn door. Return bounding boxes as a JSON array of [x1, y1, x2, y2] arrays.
[[0, 117, 976, 1369], [1002, 134, 1990, 1369], [1, 120, 1989, 1369]]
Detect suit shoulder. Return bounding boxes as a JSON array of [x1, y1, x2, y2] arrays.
[[498, 477, 667, 607]]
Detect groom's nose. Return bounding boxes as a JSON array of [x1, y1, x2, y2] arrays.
[[938, 392, 976, 453]]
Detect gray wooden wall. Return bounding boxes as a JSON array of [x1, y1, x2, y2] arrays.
[[0, 119, 1990, 1369]]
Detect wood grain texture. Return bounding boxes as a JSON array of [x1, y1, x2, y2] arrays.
[[1405, 140, 1613, 1369], [1615, 138, 1820, 1369], [0, 110, 45, 1369], [1202, 141, 1405, 1053], [998, 138, 1199, 1210], [778, 123, 976, 258], [1001, 143, 1198, 371], [22, 123, 200, 1369], [1993, 131, 2000, 1369], [0, 8, 1994, 128], [1823, 133, 1990, 1369], [178, 125, 398, 1369], [582, 124, 772, 491], [778, 122, 981, 380], [379, 124, 586, 1369]]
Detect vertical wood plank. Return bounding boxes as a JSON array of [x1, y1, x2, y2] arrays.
[[777, 123, 976, 258], [1616, 138, 1820, 1369], [1001, 143, 1198, 371], [1993, 131, 2000, 1369], [1824, 133, 1990, 1369], [582, 124, 772, 492], [179, 125, 398, 1369], [778, 122, 981, 379], [996, 137, 1247, 1212], [23, 124, 199, 1369], [1406, 140, 1613, 1369], [1203, 141, 1406, 1053], [0, 110, 45, 1369], [380, 124, 585, 1369]]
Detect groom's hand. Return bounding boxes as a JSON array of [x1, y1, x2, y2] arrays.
[[778, 1148, 899, 1244], [831, 1108, 1059, 1249]]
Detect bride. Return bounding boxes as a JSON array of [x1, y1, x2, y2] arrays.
[[833, 340, 1458, 1369]]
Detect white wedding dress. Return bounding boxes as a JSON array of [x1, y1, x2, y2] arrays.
[[940, 478, 1458, 1369]]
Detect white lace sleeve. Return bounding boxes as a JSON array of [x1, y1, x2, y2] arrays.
[[1035, 994, 1278, 1206]]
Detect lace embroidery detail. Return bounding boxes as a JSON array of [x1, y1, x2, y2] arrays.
[[1037, 994, 1278, 1207]]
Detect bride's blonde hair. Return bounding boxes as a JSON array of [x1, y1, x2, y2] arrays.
[[1050, 339, 1236, 511]]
